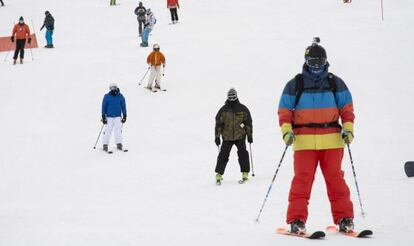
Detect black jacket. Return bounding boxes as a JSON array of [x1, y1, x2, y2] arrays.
[[41, 14, 55, 31], [215, 100, 253, 141]]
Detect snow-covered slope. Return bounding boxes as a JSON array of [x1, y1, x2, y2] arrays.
[[1, 0, 413, 245]]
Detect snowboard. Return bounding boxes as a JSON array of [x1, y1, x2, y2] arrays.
[[404, 161, 414, 177], [276, 227, 325, 239], [326, 225, 373, 238]]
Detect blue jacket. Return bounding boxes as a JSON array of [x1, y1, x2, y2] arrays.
[[102, 92, 127, 117]]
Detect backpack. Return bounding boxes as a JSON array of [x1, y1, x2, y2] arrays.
[[292, 73, 341, 129], [294, 72, 337, 109]]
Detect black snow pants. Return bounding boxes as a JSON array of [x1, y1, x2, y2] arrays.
[[138, 19, 145, 35], [0, 0, 5, 6], [215, 139, 250, 175], [169, 8, 179, 22], [13, 39, 26, 60]]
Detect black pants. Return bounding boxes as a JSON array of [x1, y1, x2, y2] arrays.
[[13, 39, 26, 60], [215, 139, 250, 175], [0, 0, 4, 6], [138, 19, 145, 35], [169, 8, 179, 22]]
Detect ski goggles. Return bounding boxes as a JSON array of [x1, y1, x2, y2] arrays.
[[306, 57, 327, 68]]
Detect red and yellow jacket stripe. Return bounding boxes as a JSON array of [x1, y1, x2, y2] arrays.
[[278, 66, 355, 151]]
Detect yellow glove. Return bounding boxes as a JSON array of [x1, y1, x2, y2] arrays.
[[281, 123, 294, 146], [342, 122, 354, 144], [283, 132, 294, 146], [342, 130, 354, 144]]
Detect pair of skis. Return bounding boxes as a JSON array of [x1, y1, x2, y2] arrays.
[[145, 87, 167, 93], [103, 148, 128, 154], [216, 179, 248, 186], [276, 226, 373, 239]]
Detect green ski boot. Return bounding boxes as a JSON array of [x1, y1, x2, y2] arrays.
[[216, 173, 223, 185], [239, 172, 249, 184]]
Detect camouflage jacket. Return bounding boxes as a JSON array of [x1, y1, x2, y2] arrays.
[[215, 100, 253, 141]]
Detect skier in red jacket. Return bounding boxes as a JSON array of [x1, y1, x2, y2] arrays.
[[167, 0, 180, 24], [11, 16, 31, 65]]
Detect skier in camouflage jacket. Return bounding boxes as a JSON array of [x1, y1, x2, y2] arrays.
[[214, 88, 253, 182]]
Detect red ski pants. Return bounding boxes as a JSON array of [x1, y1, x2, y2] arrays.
[[286, 148, 354, 224]]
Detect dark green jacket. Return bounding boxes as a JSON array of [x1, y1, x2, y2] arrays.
[[215, 100, 253, 141]]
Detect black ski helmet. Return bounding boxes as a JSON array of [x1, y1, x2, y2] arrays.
[[305, 37, 327, 68]]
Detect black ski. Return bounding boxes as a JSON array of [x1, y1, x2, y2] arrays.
[[326, 225, 373, 238], [276, 228, 325, 239]]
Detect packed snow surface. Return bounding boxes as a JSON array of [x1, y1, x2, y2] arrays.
[[1, 0, 413, 245]]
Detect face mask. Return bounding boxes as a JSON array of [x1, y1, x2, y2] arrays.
[[19, 20, 24, 24]]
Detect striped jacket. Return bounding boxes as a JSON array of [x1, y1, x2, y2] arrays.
[[278, 65, 354, 151]]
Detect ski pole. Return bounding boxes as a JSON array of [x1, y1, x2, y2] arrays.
[[255, 145, 289, 223], [346, 144, 366, 217], [139, 67, 151, 85], [162, 65, 165, 76], [28, 42, 34, 60], [93, 124, 105, 149], [29, 19, 36, 60], [249, 143, 255, 177]]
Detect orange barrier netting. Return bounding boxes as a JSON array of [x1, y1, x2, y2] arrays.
[[0, 34, 38, 52]]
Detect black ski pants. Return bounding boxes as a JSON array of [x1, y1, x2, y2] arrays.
[[0, 0, 5, 6], [169, 8, 179, 22], [215, 139, 250, 175], [13, 39, 26, 60], [138, 19, 145, 35]]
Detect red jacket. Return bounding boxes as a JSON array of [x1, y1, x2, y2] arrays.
[[12, 23, 31, 40], [167, 0, 179, 8]]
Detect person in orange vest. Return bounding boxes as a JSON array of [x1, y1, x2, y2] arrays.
[[167, 0, 180, 24], [11, 16, 31, 65], [146, 44, 166, 91]]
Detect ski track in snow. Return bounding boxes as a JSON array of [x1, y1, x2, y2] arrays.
[[1, 0, 414, 245]]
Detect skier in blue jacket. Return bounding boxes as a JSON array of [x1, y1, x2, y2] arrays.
[[101, 83, 127, 152]]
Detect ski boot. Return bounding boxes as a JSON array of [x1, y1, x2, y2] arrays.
[[117, 143, 123, 151], [154, 84, 161, 90], [238, 172, 249, 184], [339, 218, 354, 233], [290, 219, 306, 235], [215, 173, 223, 185], [103, 144, 109, 152], [20, 58, 23, 64], [13, 59, 16, 65]]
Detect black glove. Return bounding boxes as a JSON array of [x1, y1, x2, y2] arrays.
[[121, 115, 127, 123], [215, 137, 221, 146], [247, 136, 253, 143], [28, 38, 32, 44], [101, 115, 107, 124], [11, 36, 14, 42]]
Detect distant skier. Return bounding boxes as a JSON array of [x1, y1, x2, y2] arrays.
[[134, 2, 147, 36], [0, 1, 5, 7], [214, 88, 253, 185], [110, 0, 117, 6], [277, 38, 355, 234], [40, 11, 55, 48], [101, 83, 127, 152], [140, 8, 156, 47], [11, 16, 31, 65], [167, 0, 180, 24], [146, 44, 166, 90]]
